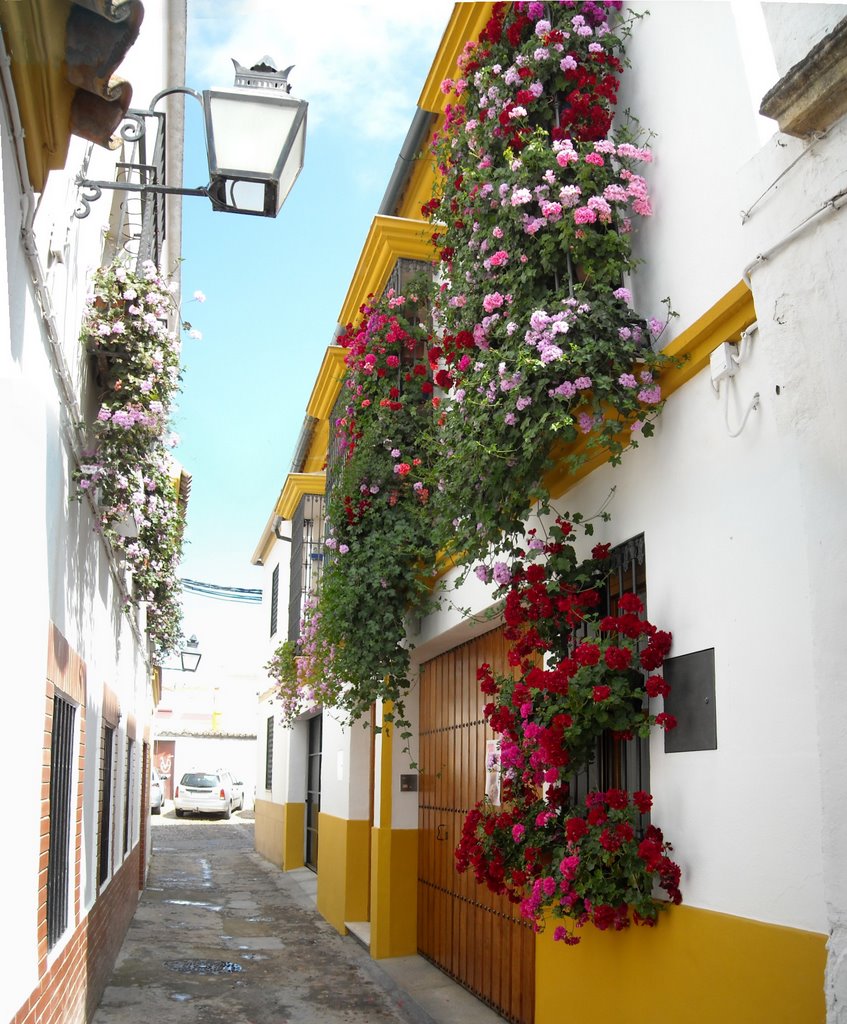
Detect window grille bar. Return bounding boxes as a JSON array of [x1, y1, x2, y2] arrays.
[[47, 696, 75, 949], [98, 726, 114, 886], [123, 738, 134, 854], [265, 717, 274, 790], [270, 564, 280, 638], [569, 535, 648, 812], [288, 493, 326, 642]]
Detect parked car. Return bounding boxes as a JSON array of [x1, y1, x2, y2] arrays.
[[174, 769, 239, 819], [150, 768, 164, 814], [229, 776, 245, 811]]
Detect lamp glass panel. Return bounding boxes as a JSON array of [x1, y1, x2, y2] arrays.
[[225, 179, 266, 213], [275, 116, 306, 212], [208, 92, 299, 174]]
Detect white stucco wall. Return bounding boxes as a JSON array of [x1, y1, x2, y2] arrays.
[[320, 708, 371, 821]]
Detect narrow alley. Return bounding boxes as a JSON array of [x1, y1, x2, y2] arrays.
[[91, 812, 501, 1024]]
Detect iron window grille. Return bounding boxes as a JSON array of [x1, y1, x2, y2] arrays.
[[569, 534, 650, 819], [47, 695, 76, 950], [270, 564, 280, 638], [265, 716, 274, 790], [288, 493, 326, 642], [123, 737, 134, 855], [97, 111, 167, 271], [98, 725, 114, 886]]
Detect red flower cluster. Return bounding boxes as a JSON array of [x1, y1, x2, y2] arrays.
[[455, 517, 681, 943]]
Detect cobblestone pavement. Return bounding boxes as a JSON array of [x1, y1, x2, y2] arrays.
[[92, 810, 432, 1024]]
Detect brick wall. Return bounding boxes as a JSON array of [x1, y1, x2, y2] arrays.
[[11, 846, 141, 1024], [12, 623, 144, 1024]]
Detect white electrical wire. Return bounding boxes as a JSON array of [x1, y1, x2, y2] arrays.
[[724, 382, 760, 438]]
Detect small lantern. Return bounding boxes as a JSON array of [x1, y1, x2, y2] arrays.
[[204, 58, 308, 217], [180, 635, 202, 672]]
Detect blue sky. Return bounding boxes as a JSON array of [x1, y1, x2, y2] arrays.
[[172, 1, 455, 589]]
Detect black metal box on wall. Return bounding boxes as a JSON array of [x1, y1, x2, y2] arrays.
[[663, 648, 717, 753]]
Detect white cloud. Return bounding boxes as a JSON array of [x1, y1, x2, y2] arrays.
[[188, 0, 456, 141]]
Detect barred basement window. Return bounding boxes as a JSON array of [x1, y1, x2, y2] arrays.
[[47, 694, 76, 950], [265, 716, 274, 790], [570, 535, 650, 816], [99, 725, 114, 886], [270, 564, 279, 638]]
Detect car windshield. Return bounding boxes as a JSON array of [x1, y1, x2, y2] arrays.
[[181, 773, 218, 788]]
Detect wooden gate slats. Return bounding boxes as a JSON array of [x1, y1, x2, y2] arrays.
[[418, 627, 536, 1024]]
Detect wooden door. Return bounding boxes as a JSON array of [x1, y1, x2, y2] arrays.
[[305, 714, 322, 871], [418, 627, 535, 1024]]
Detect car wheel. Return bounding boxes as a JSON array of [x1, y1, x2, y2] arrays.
[[222, 802, 231, 820], [152, 804, 161, 815], [175, 808, 185, 818]]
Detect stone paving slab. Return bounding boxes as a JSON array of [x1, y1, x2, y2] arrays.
[[92, 812, 443, 1024]]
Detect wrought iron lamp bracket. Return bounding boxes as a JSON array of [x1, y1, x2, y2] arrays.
[[74, 86, 209, 219]]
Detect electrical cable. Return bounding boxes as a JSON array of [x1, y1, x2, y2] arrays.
[[724, 382, 760, 438], [180, 578, 262, 603]]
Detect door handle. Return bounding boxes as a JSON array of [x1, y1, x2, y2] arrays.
[[436, 823, 448, 841]]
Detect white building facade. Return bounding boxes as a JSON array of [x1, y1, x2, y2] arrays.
[[254, 4, 847, 1022], [0, 3, 186, 1022]]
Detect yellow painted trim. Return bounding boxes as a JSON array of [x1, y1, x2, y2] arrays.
[[0, 0, 74, 192], [535, 903, 826, 1024], [306, 345, 348, 420], [303, 419, 330, 474], [283, 801, 305, 871], [542, 281, 756, 500], [418, 3, 495, 114], [661, 279, 756, 395], [276, 472, 326, 521], [254, 798, 286, 868], [370, 826, 419, 959], [338, 216, 437, 329], [316, 813, 370, 934]]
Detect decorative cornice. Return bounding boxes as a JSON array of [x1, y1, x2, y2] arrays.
[[338, 215, 436, 328], [418, 2, 494, 114], [306, 346, 347, 420], [760, 16, 847, 137], [276, 472, 326, 522]]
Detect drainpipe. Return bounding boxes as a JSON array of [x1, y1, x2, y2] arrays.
[[378, 106, 436, 217]]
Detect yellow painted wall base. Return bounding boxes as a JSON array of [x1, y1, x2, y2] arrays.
[[316, 813, 370, 934], [254, 798, 285, 868], [283, 801, 305, 871], [535, 904, 826, 1024], [370, 827, 419, 959]]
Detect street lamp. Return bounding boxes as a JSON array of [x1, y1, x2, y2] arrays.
[[75, 57, 307, 219], [180, 635, 202, 673]]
